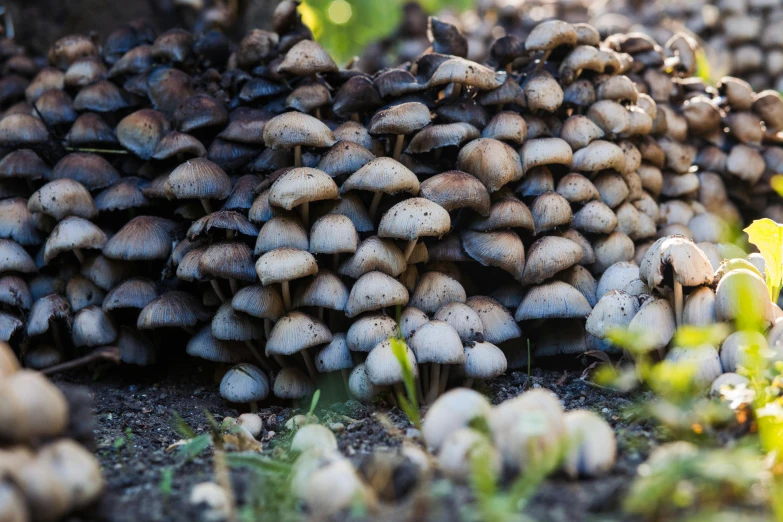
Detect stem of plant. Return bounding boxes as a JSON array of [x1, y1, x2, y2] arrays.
[[229, 279, 238, 295], [281, 281, 291, 311], [294, 145, 302, 167], [249, 401, 258, 413], [368, 191, 383, 220], [244, 341, 274, 374], [403, 239, 417, 262], [535, 50, 551, 71], [439, 365, 450, 396], [200, 198, 212, 215], [300, 201, 309, 228], [210, 279, 227, 302], [42, 346, 121, 375], [392, 134, 404, 161], [341, 368, 351, 396], [674, 280, 683, 327], [332, 253, 340, 273], [263, 319, 272, 339], [73, 248, 84, 264]]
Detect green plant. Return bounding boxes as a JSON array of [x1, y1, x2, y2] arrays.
[[744, 218, 783, 302], [389, 334, 423, 430]]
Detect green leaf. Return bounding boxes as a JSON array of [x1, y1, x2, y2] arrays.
[[673, 324, 731, 348], [159, 468, 174, 498], [744, 218, 783, 302], [177, 434, 212, 461], [389, 335, 422, 430], [308, 389, 321, 417], [170, 411, 197, 439], [695, 49, 713, 85], [225, 452, 293, 475]]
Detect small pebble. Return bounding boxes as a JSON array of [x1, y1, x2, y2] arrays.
[[329, 422, 345, 433], [405, 428, 422, 439]]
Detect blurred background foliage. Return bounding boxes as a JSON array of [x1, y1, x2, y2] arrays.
[[299, 0, 473, 64]]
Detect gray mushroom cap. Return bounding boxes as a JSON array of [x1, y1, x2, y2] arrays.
[[220, 363, 270, 403], [293, 270, 349, 311], [639, 236, 714, 288], [434, 302, 485, 343], [273, 366, 314, 399], [263, 112, 336, 149], [467, 295, 521, 344], [410, 271, 466, 314], [409, 320, 465, 365], [72, 305, 117, 347], [348, 363, 382, 403], [187, 325, 249, 363], [164, 158, 231, 201], [369, 102, 431, 136], [422, 388, 492, 451], [255, 247, 318, 286], [463, 342, 507, 380], [515, 281, 592, 321], [268, 168, 339, 210], [345, 271, 409, 317], [338, 237, 406, 279], [103, 216, 176, 261], [212, 303, 263, 342], [231, 284, 285, 321], [137, 291, 210, 330], [44, 216, 107, 263], [316, 333, 353, 373], [266, 311, 332, 356], [309, 214, 358, 255], [365, 338, 418, 386], [27, 294, 71, 337], [346, 313, 399, 352], [28, 179, 97, 221]]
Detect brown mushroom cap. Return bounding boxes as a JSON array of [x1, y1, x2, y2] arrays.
[[378, 198, 451, 241], [342, 158, 420, 196], [278, 40, 338, 76], [268, 167, 339, 210], [164, 158, 231, 201], [458, 138, 523, 192], [263, 112, 336, 150], [639, 236, 714, 288], [369, 102, 431, 136]]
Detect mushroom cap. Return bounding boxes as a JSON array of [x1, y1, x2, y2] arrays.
[[399, 306, 429, 340], [293, 270, 349, 311], [278, 40, 338, 76], [628, 297, 676, 352], [103, 216, 176, 261], [317, 141, 374, 178], [0, 149, 50, 181], [44, 216, 107, 263], [220, 363, 270, 403], [530, 191, 572, 234], [458, 138, 522, 193], [255, 247, 318, 285], [585, 290, 640, 339], [29, 179, 97, 221], [137, 291, 210, 329], [164, 158, 231, 201], [103, 277, 158, 311], [27, 294, 71, 337], [464, 341, 507, 380], [339, 236, 407, 279], [410, 271, 466, 314], [365, 338, 418, 386], [0, 312, 23, 341], [322, 192, 374, 233], [426, 58, 506, 90], [0, 197, 43, 246], [266, 311, 332, 356], [521, 137, 573, 173], [639, 236, 714, 288], [116, 109, 170, 160], [95, 178, 150, 213], [345, 271, 409, 317], [263, 112, 336, 149], [421, 171, 490, 215], [557, 265, 598, 307], [409, 320, 465, 365], [481, 111, 528, 144], [346, 313, 399, 353], [461, 230, 525, 281], [682, 286, 716, 326], [596, 262, 639, 301], [0, 114, 49, 146], [438, 428, 501, 482], [369, 102, 431, 136], [346, 366, 380, 402], [291, 424, 338, 455], [231, 284, 285, 322], [573, 200, 618, 235], [310, 214, 358, 255], [51, 153, 120, 190], [72, 305, 117, 347], [422, 388, 492, 451], [0, 275, 32, 310], [188, 210, 258, 239], [316, 333, 353, 373], [434, 302, 485, 343], [721, 331, 768, 373], [378, 198, 451, 241], [254, 212, 310, 255], [556, 172, 600, 204], [0, 370, 69, 441], [407, 122, 479, 153], [665, 345, 723, 389], [522, 236, 582, 285], [515, 281, 592, 321], [201, 242, 256, 282], [571, 140, 625, 172], [342, 157, 419, 196], [66, 275, 105, 312], [715, 269, 773, 324], [152, 131, 206, 160], [273, 367, 314, 400], [525, 74, 564, 113], [268, 167, 339, 210], [526, 20, 577, 51], [187, 325, 249, 363], [212, 302, 263, 342], [563, 410, 616, 478]]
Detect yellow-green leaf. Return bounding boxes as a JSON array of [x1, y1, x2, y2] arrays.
[[771, 174, 783, 199], [673, 324, 730, 348], [744, 218, 783, 302]]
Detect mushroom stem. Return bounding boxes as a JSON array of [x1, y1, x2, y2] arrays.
[[294, 145, 302, 167], [416, 376, 425, 404], [51, 322, 63, 351], [229, 278, 238, 295], [351, 113, 360, 123], [332, 253, 340, 273], [273, 354, 286, 368], [281, 281, 291, 311], [244, 341, 274, 374], [301, 349, 317, 381], [403, 239, 417, 262], [341, 368, 351, 396], [392, 134, 405, 161], [210, 279, 228, 302], [301, 202, 309, 228], [249, 402, 258, 413], [200, 198, 213, 214], [73, 248, 85, 264], [463, 378, 474, 389], [42, 346, 121, 375], [439, 365, 451, 395], [505, 63, 513, 74], [421, 364, 429, 391], [317, 307, 325, 323], [535, 50, 552, 70], [368, 191, 383, 220], [427, 363, 441, 403], [385, 391, 398, 408], [314, 107, 322, 120], [674, 280, 683, 327], [393, 382, 405, 402], [451, 82, 462, 99], [263, 319, 272, 339]]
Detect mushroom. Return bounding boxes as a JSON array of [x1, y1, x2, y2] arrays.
[[266, 311, 331, 379], [342, 157, 420, 220], [562, 410, 616, 478], [369, 102, 431, 160], [256, 247, 318, 311], [164, 158, 231, 214], [462, 341, 507, 388], [409, 320, 465, 401], [378, 198, 451, 262], [220, 363, 270, 412], [365, 338, 418, 398], [268, 167, 338, 226]]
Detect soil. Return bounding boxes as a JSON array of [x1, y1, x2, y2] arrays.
[[50, 358, 656, 522]]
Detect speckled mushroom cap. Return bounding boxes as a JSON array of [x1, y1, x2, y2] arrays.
[[342, 157, 420, 196], [346, 314, 399, 353], [378, 198, 451, 241], [273, 367, 314, 400], [369, 102, 431, 135], [463, 342, 507, 380], [266, 311, 332, 356], [28, 179, 97, 220], [231, 284, 285, 322], [103, 216, 176, 261], [515, 280, 592, 321], [137, 290, 210, 330], [315, 333, 353, 373], [44, 216, 108, 263], [255, 247, 318, 286], [263, 112, 336, 149], [639, 236, 714, 288], [220, 363, 270, 403], [164, 158, 231, 201], [345, 271, 409, 317], [426, 57, 507, 90], [365, 338, 418, 386], [458, 138, 523, 192], [409, 320, 465, 365], [278, 40, 338, 76], [422, 388, 492, 451], [268, 167, 339, 210]]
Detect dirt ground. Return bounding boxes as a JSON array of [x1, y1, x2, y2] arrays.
[[50, 356, 655, 522]]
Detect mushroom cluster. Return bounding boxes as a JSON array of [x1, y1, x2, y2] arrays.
[[0, 1, 780, 407], [0, 343, 103, 522]]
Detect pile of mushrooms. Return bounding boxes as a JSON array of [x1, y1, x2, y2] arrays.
[[0, 0, 779, 408], [0, 342, 104, 522]]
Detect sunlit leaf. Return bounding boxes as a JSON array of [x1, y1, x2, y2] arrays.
[[606, 327, 655, 353], [176, 434, 212, 460], [389, 335, 422, 429], [225, 452, 293, 475], [673, 324, 731, 348], [771, 174, 783, 199], [695, 48, 713, 85], [744, 218, 783, 302]]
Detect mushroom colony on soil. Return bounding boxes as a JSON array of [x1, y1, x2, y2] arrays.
[[1, 0, 783, 517]]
